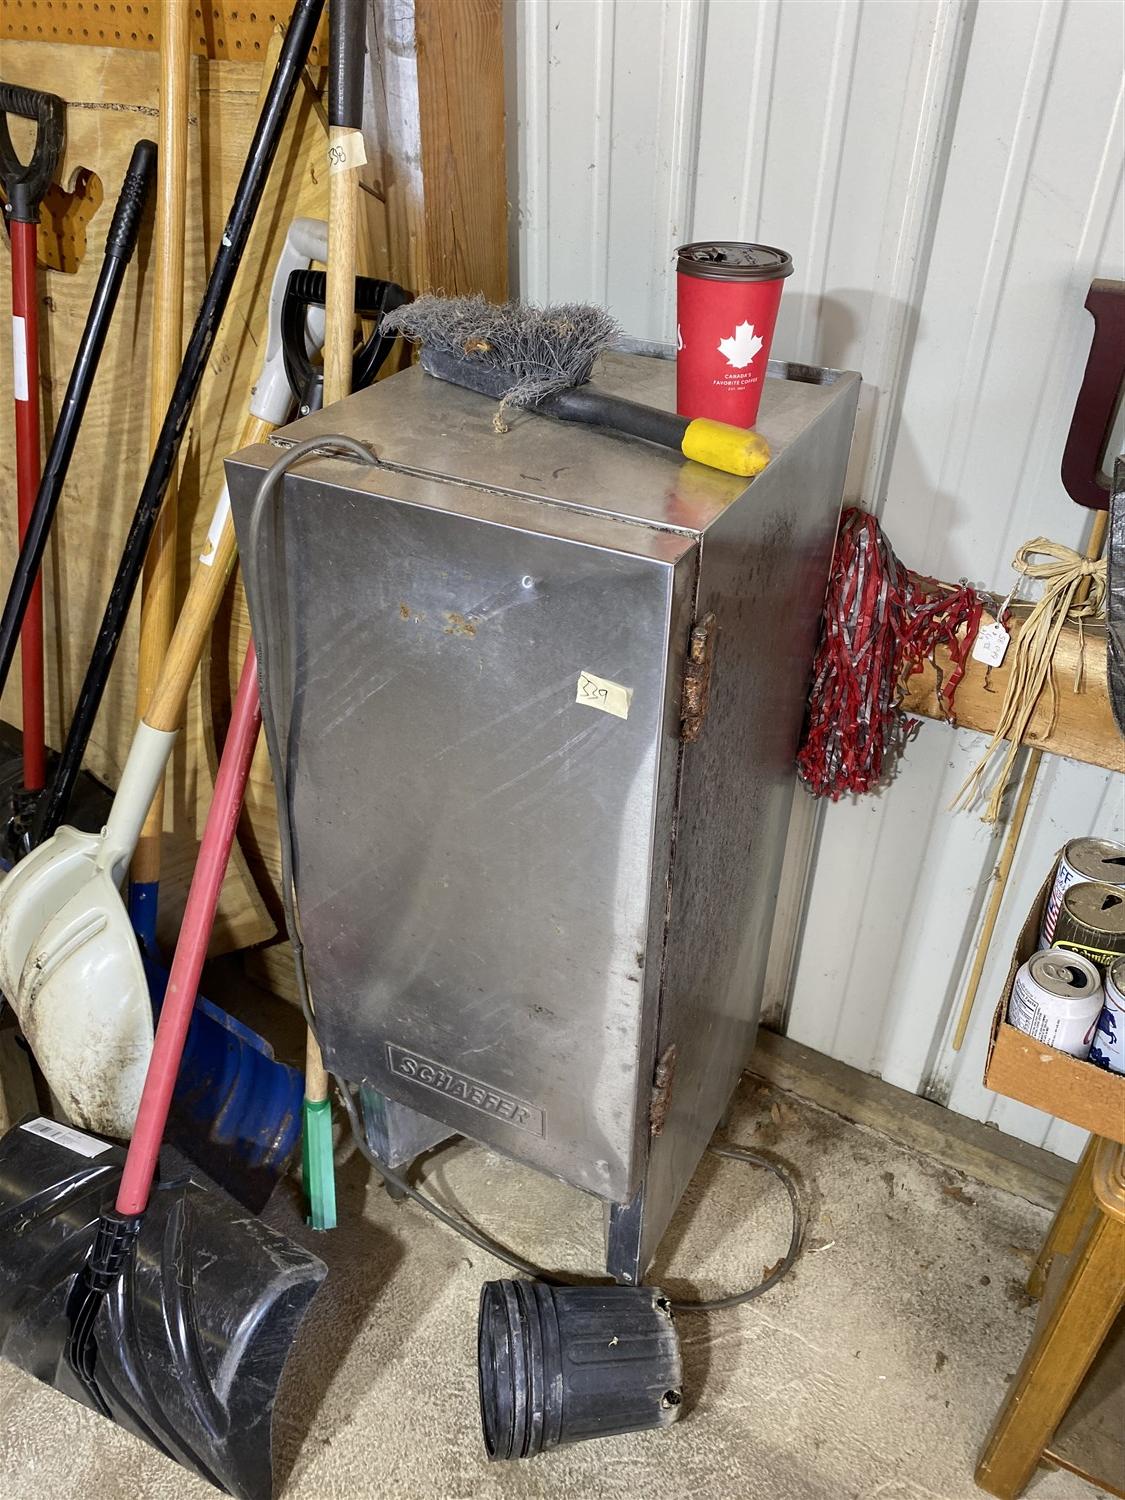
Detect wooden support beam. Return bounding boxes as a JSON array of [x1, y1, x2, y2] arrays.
[[415, 0, 508, 298], [370, 0, 508, 299], [901, 605, 1124, 773]]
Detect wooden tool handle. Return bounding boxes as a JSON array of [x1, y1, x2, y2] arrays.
[[305, 1031, 330, 1106], [143, 412, 273, 733], [311, 14, 364, 1115], [323, 135, 359, 408], [133, 0, 192, 885], [323, 0, 365, 405], [951, 750, 1042, 1050], [308, 148, 356, 1105]]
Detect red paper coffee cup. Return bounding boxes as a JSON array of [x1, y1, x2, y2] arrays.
[[676, 242, 793, 427]]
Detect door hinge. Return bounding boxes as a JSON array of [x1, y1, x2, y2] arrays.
[[680, 612, 717, 742], [649, 1044, 677, 1136]]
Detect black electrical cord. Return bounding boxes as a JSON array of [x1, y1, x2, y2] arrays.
[[336, 1078, 803, 1312], [247, 440, 805, 1314]]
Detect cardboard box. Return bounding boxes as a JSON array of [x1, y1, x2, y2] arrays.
[[984, 873, 1125, 1145]]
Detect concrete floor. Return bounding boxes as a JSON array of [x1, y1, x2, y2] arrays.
[[0, 1073, 1104, 1500]]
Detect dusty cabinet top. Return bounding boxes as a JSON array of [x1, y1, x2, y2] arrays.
[[258, 350, 860, 537]]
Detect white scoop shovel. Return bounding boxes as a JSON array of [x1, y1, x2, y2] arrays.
[[0, 217, 328, 1136]]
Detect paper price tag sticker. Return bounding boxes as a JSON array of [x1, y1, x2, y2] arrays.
[[972, 621, 1010, 668], [20, 1116, 111, 1158], [328, 130, 367, 174], [199, 486, 232, 566], [11, 315, 28, 400], [576, 670, 632, 720]]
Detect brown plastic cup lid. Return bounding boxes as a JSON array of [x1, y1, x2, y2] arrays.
[[675, 242, 794, 282]]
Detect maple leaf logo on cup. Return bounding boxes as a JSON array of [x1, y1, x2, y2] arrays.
[[717, 321, 764, 370]]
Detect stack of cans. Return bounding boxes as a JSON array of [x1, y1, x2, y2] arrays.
[[1008, 839, 1125, 1070]]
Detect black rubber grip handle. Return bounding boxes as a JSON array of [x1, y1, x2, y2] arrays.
[[105, 138, 157, 259], [281, 267, 408, 410], [284, 267, 405, 322], [0, 83, 66, 222], [543, 386, 691, 453], [328, 0, 366, 128]]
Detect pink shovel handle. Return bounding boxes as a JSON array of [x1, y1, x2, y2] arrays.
[[117, 643, 263, 1216]]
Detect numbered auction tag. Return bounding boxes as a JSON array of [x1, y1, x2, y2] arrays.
[[328, 130, 367, 175], [972, 621, 1010, 668], [576, 670, 632, 720]]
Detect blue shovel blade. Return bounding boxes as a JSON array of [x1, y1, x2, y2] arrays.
[[145, 955, 303, 1212]]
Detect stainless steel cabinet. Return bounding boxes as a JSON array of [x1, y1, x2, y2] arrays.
[[227, 351, 858, 1281]]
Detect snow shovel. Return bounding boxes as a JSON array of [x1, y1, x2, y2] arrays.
[[0, 82, 65, 795], [0, 216, 331, 1147], [0, 139, 157, 859], [0, 643, 326, 1500]]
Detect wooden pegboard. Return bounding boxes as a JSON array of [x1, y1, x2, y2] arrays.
[[1, 0, 326, 63]]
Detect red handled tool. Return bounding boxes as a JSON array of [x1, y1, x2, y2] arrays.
[[0, 84, 65, 792], [115, 644, 264, 1211]]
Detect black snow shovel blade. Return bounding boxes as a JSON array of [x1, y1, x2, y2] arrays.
[[0, 1119, 326, 1500]]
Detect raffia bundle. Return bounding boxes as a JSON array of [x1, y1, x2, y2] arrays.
[[952, 538, 1107, 821]]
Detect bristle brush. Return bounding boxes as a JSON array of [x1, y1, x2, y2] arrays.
[[382, 296, 771, 478]]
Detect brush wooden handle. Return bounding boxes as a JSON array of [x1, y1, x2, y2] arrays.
[[308, 0, 366, 1117], [303, 138, 357, 1109], [306, 156, 356, 1108], [323, 0, 365, 408], [305, 1032, 330, 1108], [323, 139, 359, 408], [143, 413, 273, 734]]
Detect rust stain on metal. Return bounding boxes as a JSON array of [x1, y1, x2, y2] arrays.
[[649, 1044, 677, 1136], [680, 612, 718, 742], [443, 611, 477, 638]]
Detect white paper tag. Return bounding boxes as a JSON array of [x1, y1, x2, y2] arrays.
[[576, 670, 633, 720], [199, 486, 232, 566], [328, 130, 367, 175], [11, 315, 29, 401], [972, 621, 1010, 668], [20, 1116, 111, 1158]]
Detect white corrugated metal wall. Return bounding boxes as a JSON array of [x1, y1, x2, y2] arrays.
[[507, 0, 1125, 1159]]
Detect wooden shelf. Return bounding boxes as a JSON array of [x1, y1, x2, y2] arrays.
[[901, 604, 1124, 774]]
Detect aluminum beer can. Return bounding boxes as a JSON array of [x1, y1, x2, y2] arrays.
[[1008, 949, 1103, 1057], [1053, 881, 1125, 969], [1040, 838, 1125, 948], [1089, 957, 1125, 1074]]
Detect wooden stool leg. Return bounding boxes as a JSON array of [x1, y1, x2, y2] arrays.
[[975, 1208, 1125, 1499], [1028, 1134, 1097, 1299]]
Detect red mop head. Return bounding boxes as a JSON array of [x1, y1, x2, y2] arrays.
[[797, 508, 985, 800]]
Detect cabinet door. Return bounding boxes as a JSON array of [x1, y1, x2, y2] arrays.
[[256, 478, 693, 1201]]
